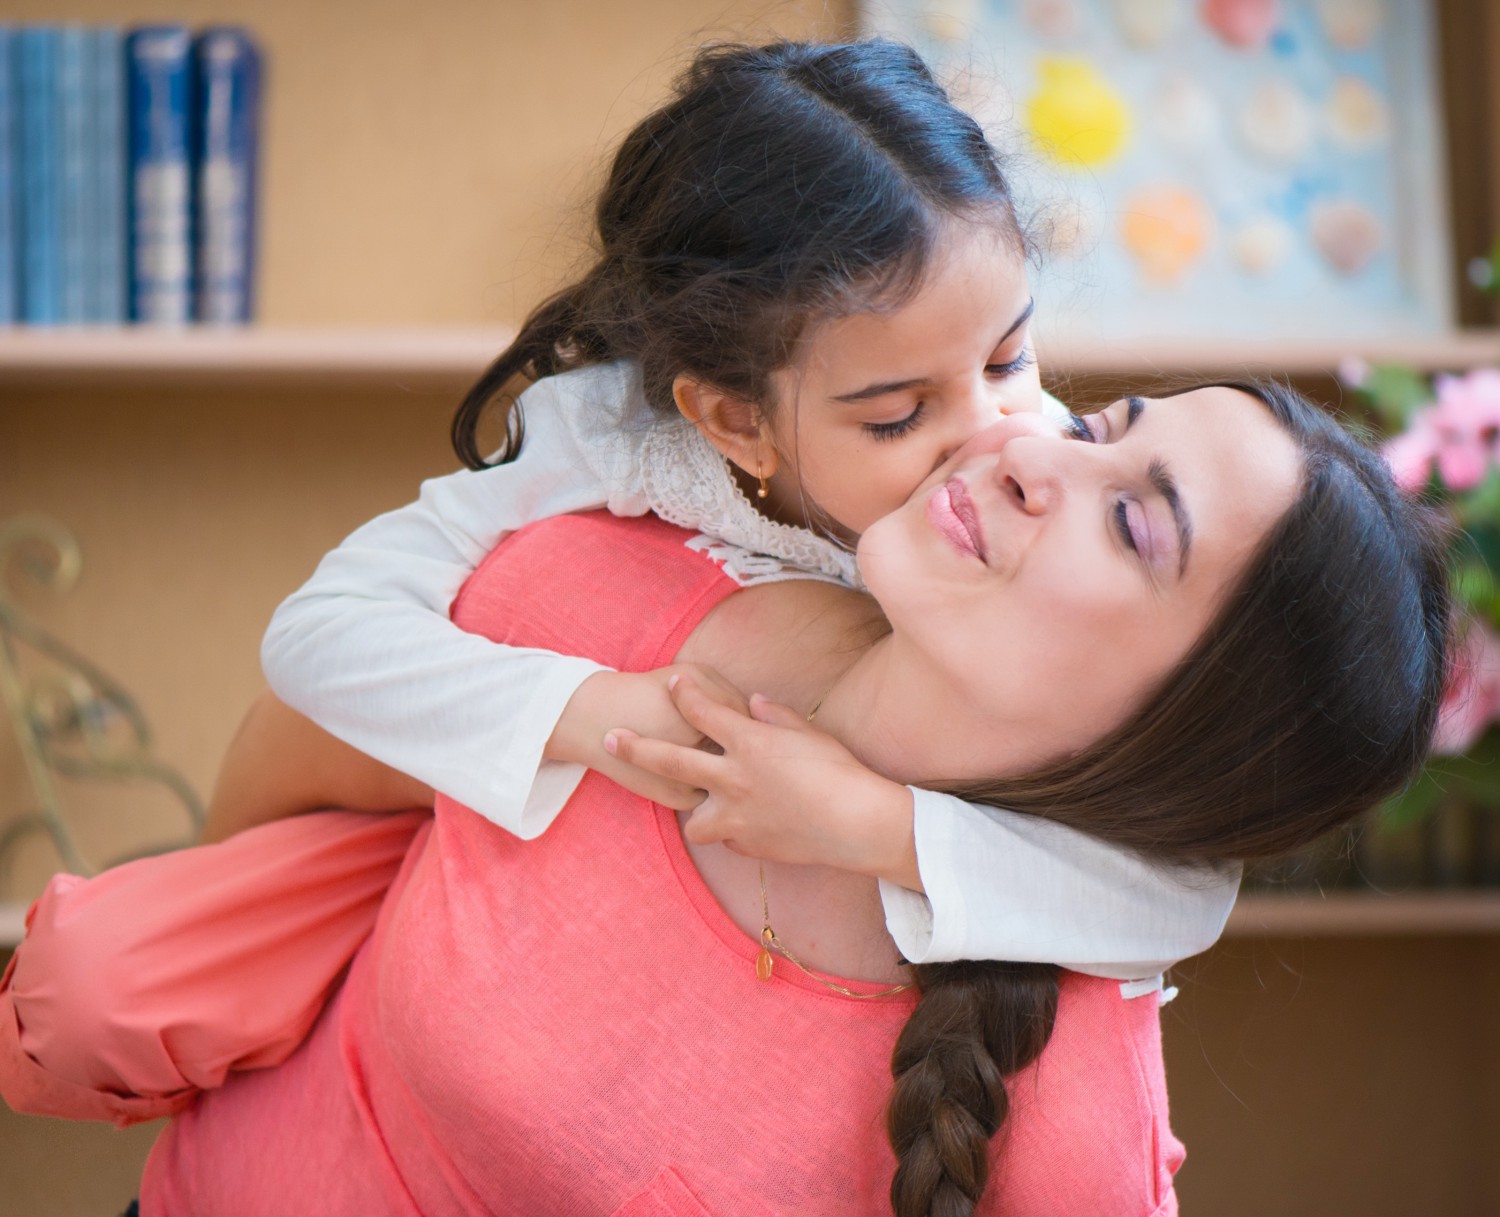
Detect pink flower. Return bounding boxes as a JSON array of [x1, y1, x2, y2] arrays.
[[1436, 437, 1489, 491], [1383, 370, 1500, 494], [1338, 356, 1371, 390], [1382, 414, 1438, 492], [1428, 369, 1500, 490], [1433, 368, 1500, 434], [1432, 619, 1500, 755]]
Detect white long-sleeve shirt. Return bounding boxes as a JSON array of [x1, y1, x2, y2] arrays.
[[262, 361, 1240, 983]]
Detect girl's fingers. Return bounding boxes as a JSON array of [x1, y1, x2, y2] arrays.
[[680, 806, 727, 845], [748, 694, 807, 728], [667, 675, 755, 744], [605, 729, 720, 789]]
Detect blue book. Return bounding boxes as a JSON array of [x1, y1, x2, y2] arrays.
[[16, 26, 61, 325], [126, 25, 193, 325], [56, 26, 90, 324], [0, 28, 17, 325], [89, 27, 127, 323], [193, 28, 261, 324]]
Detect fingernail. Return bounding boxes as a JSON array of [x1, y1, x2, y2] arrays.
[[667, 675, 680, 691], [603, 732, 618, 755]]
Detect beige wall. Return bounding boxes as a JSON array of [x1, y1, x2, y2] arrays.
[[0, 0, 855, 327]]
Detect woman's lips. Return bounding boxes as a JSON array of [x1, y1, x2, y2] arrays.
[[927, 479, 986, 562]]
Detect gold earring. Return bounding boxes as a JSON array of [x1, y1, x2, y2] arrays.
[[756, 463, 770, 500]]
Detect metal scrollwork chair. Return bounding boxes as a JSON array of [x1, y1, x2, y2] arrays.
[[0, 514, 203, 887]]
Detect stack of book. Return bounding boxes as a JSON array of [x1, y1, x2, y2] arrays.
[[1, 24, 262, 327]]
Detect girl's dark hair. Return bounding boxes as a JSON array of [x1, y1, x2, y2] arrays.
[[450, 38, 1020, 469], [889, 381, 1452, 1217]]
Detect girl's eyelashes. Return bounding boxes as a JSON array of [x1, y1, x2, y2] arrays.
[[986, 349, 1037, 379], [863, 401, 927, 442]]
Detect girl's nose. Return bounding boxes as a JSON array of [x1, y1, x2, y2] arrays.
[[934, 389, 1002, 465]]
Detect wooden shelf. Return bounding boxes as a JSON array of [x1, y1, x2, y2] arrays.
[[0, 326, 518, 389], [0, 902, 25, 950], [3, 326, 1499, 388], [1040, 329, 1500, 377], [7, 891, 1500, 950], [1226, 890, 1500, 937]]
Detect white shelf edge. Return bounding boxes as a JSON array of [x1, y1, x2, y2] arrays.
[[1040, 330, 1500, 376], [0, 325, 519, 385], [2, 326, 1498, 384]]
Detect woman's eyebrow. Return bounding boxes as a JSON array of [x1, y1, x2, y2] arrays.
[[1125, 398, 1191, 577], [831, 298, 1036, 404], [1148, 457, 1192, 577]]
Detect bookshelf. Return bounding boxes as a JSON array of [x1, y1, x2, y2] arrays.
[[3, 325, 1500, 386], [4, 2, 1500, 1217]]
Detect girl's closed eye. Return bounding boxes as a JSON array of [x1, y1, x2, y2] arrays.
[[987, 349, 1037, 379], [863, 401, 927, 442]]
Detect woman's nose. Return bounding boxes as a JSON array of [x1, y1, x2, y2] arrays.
[[994, 425, 1072, 516]]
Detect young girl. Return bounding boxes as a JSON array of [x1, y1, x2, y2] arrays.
[[254, 38, 1238, 983]]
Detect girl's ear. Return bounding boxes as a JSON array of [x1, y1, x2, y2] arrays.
[[672, 374, 779, 480]]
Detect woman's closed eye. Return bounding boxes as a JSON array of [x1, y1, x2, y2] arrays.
[[1070, 412, 1152, 559], [1065, 412, 1097, 443]]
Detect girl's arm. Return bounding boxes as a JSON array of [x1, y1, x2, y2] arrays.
[[260, 364, 639, 839], [607, 674, 1240, 981], [201, 691, 432, 842]]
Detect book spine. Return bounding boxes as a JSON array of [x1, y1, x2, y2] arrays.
[[16, 26, 60, 325], [90, 27, 127, 323], [126, 25, 193, 325], [0, 28, 16, 325], [193, 28, 261, 324], [56, 25, 89, 324]]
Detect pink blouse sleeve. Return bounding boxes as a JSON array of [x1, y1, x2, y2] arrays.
[[0, 808, 428, 1127]]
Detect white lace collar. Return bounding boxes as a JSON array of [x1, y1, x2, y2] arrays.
[[637, 417, 865, 589]]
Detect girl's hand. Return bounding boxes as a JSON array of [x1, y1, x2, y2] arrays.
[[548, 666, 749, 810], [603, 674, 920, 887]]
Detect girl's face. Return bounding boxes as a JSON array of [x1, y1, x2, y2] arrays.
[[762, 219, 1041, 539], [856, 386, 1305, 779]]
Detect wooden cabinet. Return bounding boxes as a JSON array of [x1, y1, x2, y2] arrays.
[[3, 2, 1500, 1215]]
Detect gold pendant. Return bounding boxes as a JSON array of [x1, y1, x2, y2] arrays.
[[756, 927, 775, 981]]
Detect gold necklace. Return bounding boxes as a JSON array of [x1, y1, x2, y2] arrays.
[[752, 688, 911, 1000]]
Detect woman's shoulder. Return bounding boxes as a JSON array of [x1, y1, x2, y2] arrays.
[[452, 511, 741, 670]]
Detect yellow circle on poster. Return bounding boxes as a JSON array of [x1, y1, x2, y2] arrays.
[[1025, 58, 1130, 167]]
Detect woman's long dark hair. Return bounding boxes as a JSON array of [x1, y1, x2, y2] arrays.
[[887, 380, 1452, 1217], [450, 39, 1021, 469]]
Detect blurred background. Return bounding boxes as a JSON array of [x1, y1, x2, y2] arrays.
[[3, 1, 1500, 1214]]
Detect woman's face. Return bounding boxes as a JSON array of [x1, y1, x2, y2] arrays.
[[856, 386, 1305, 777]]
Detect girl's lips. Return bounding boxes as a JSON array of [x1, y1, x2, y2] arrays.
[[927, 479, 986, 562]]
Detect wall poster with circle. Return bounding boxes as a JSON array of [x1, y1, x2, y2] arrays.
[[859, 0, 1454, 349]]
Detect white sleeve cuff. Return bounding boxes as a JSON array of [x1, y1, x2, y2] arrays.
[[884, 786, 1241, 978]]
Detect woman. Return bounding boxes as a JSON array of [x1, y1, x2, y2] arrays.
[[2, 384, 1448, 1217]]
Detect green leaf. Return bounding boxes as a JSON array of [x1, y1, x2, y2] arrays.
[[1354, 364, 1435, 429]]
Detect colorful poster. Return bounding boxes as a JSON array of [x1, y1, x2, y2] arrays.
[[861, 0, 1453, 346]]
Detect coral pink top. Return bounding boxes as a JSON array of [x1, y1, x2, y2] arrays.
[[2, 513, 1182, 1216]]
